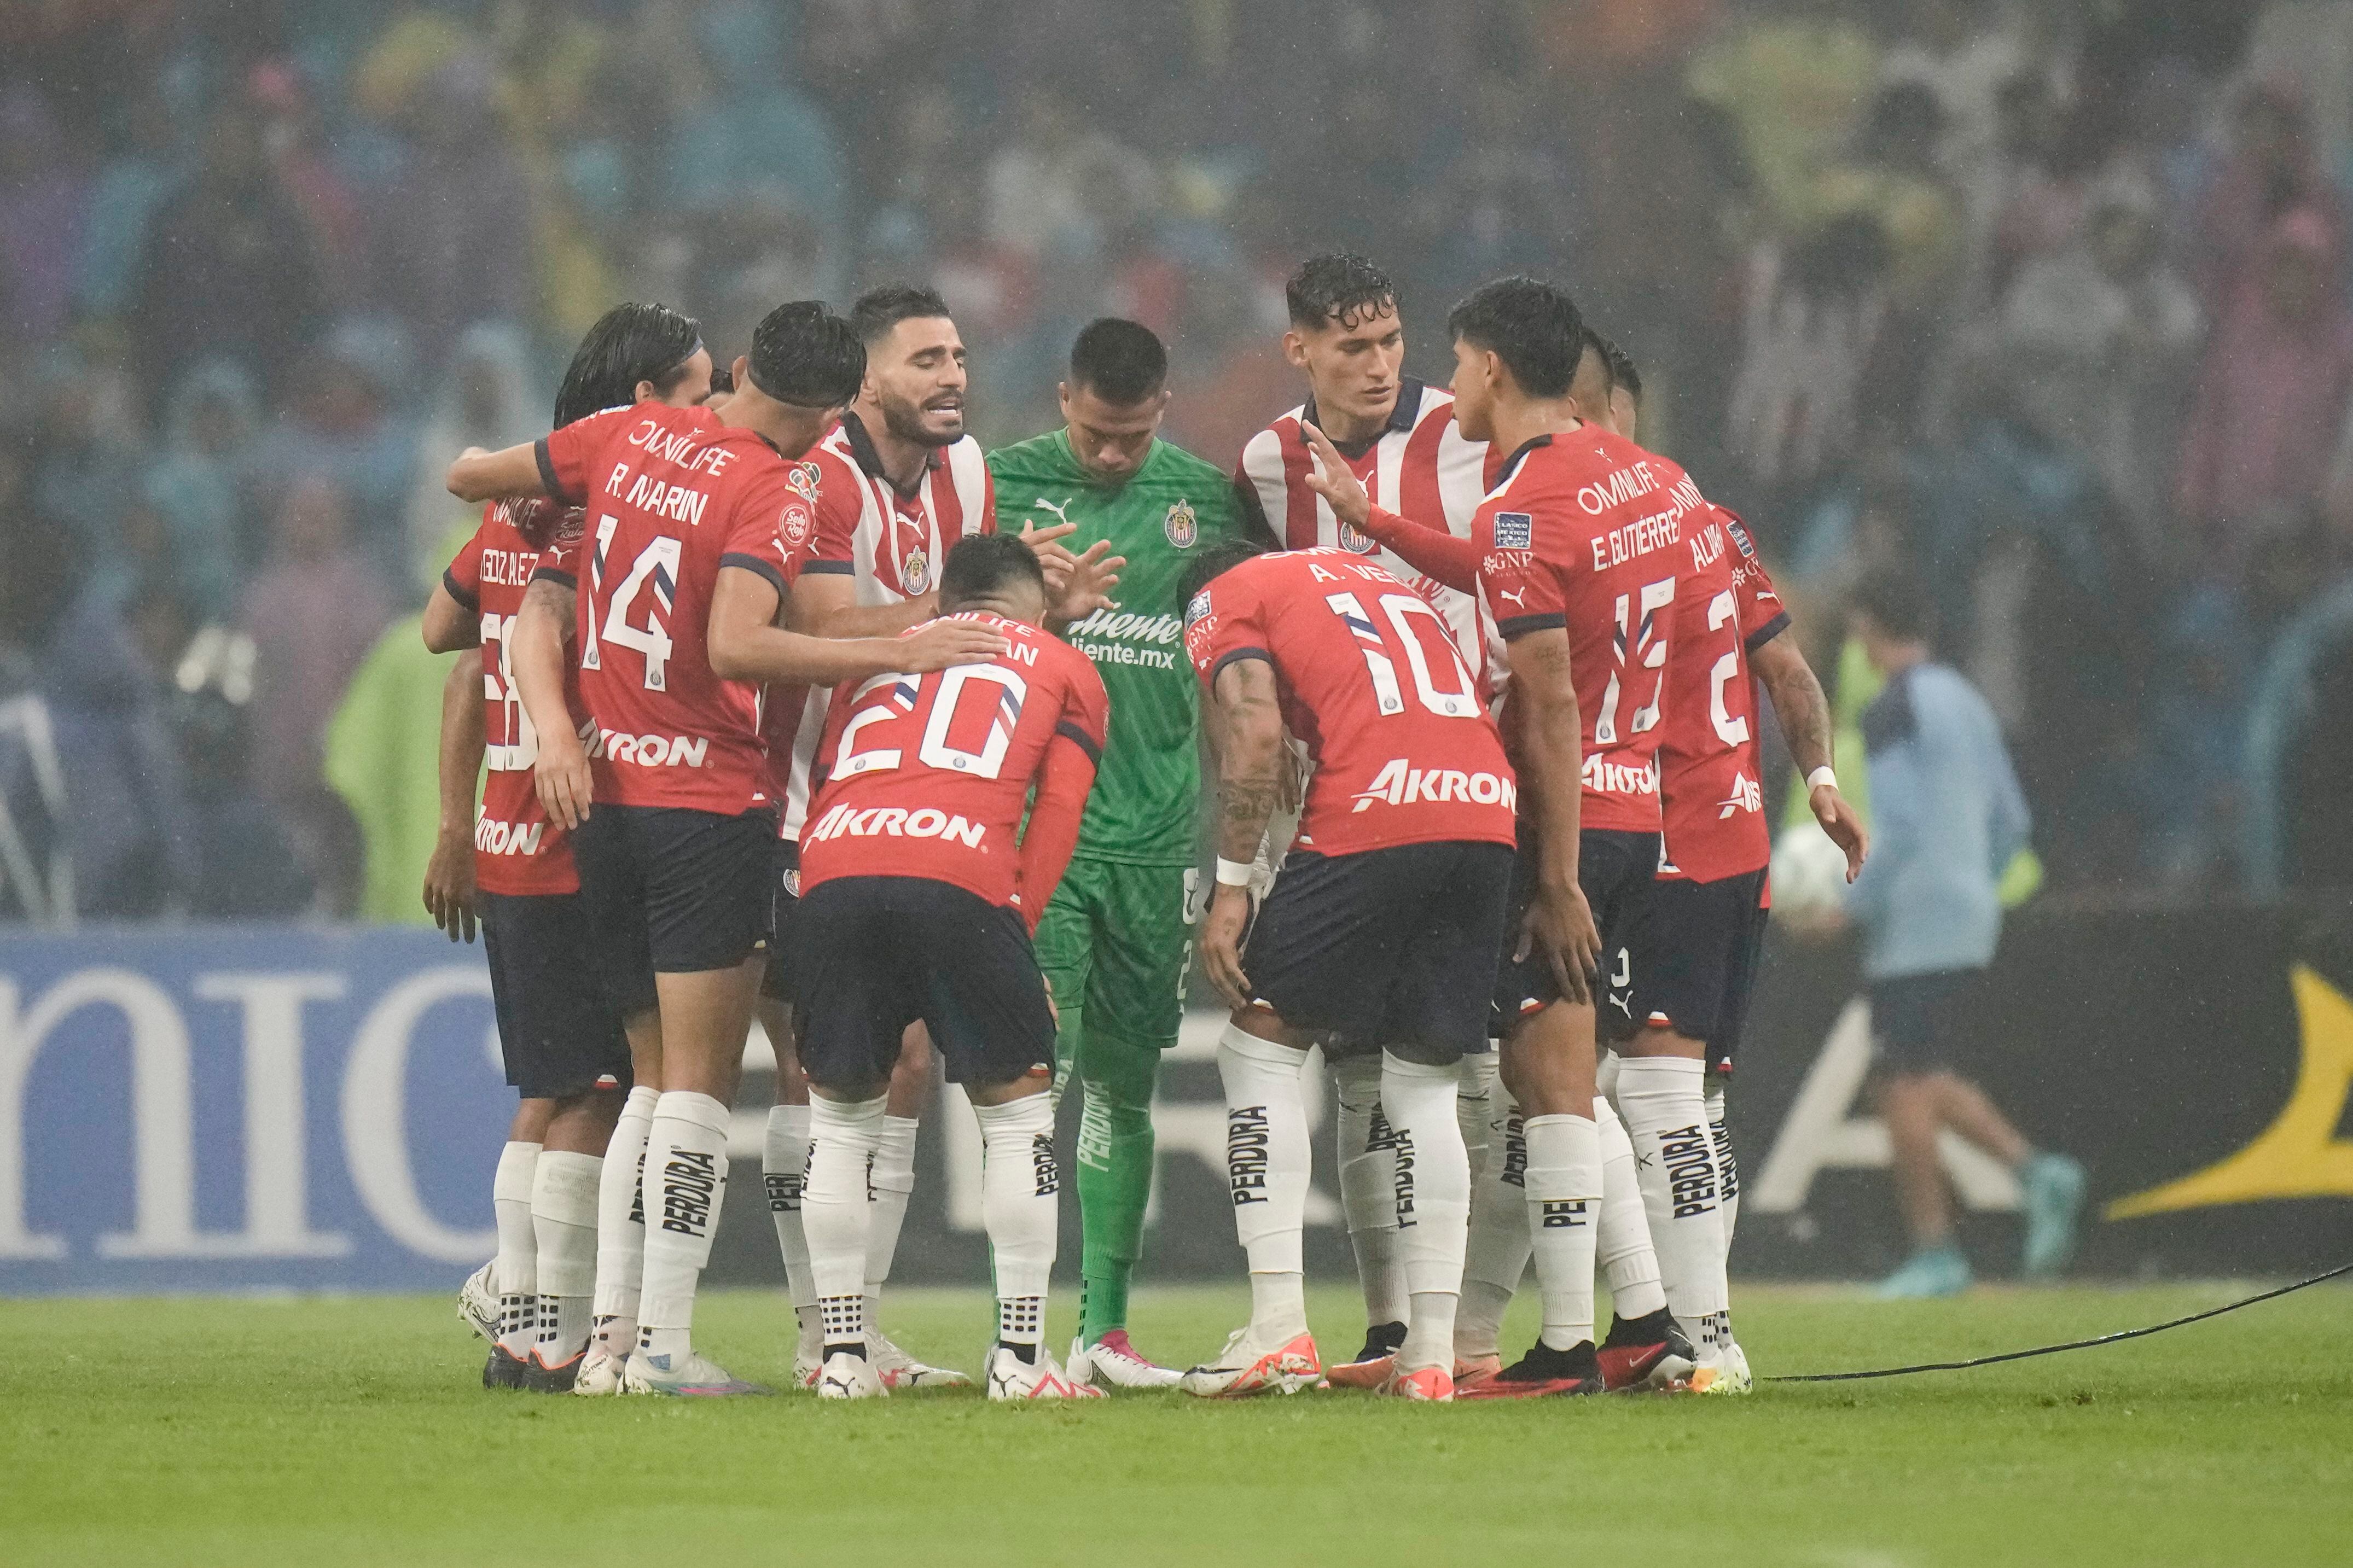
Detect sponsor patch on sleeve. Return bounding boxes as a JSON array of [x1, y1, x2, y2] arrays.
[[1185, 588, 1212, 627], [1493, 511, 1532, 550]]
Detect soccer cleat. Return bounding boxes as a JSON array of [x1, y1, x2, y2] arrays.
[[1596, 1308, 1699, 1392], [571, 1344, 626, 1396], [986, 1346, 1107, 1401], [793, 1315, 824, 1390], [2020, 1153, 2088, 1279], [1381, 1363, 1455, 1401], [815, 1348, 886, 1401], [869, 1328, 969, 1389], [1689, 1338, 1754, 1396], [1451, 1353, 1502, 1394], [481, 1343, 528, 1391], [1177, 1326, 1321, 1398], [1067, 1330, 1182, 1390], [1457, 1339, 1606, 1399], [622, 1350, 772, 1397], [1876, 1243, 1972, 1299], [457, 1261, 499, 1342], [1324, 1320, 1406, 1390], [522, 1345, 585, 1394]]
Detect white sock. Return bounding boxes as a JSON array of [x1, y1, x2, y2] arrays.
[[590, 1086, 656, 1355], [975, 1093, 1058, 1358], [1457, 1051, 1497, 1185], [1613, 1056, 1728, 1330], [1594, 1095, 1668, 1320], [530, 1149, 601, 1363], [1457, 1092, 1529, 1360], [1383, 1052, 1469, 1373], [1216, 1024, 1311, 1339], [763, 1104, 815, 1317], [1523, 1112, 1600, 1351], [636, 1091, 731, 1361], [864, 1114, 919, 1326], [1707, 1079, 1740, 1246], [805, 1093, 885, 1352], [1331, 1053, 1407, 1329], [492, 1139, 541, 1356]]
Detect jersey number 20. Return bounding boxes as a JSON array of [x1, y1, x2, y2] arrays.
[[834, 664, 1030, 783]]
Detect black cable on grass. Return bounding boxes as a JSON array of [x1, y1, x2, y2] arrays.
[[1765, 1261, 2353, 1383]]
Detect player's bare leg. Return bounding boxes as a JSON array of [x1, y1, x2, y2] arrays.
[[622, 961, 769, 1396], [579, 1009, 660, 1394], [973, 1071, 1099, 1401], [867, 1025, 965, 1388], [1613, 1025, 1737, 1390], [757, 998, 821, 1386], [1462, 1001, 1603, 1398], [472, 1098, 554, 1387], [1181, 1008, 1322, 1398], [521, 1088, 622, 1391]]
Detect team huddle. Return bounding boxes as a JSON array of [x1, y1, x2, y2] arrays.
[[425, 253, 1867, 1403]]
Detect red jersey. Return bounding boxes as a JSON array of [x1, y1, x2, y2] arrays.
[[444, 502, 584, 896], [775, 415, 997, 840], [1658, 508, 1789, 881], [534, 402, 812, 815], [1234, 381, 1489, 669], [800, 615, 1108, 916], [1184, 550, 1517, 858], [1473, 427, 1710, 833]]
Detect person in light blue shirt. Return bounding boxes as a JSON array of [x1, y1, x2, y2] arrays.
[[1845, 569, 2086, 1298]]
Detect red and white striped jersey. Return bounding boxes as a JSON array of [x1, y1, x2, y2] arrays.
[[1233, 378, 1488, 663], [772, 412, 996, 837]]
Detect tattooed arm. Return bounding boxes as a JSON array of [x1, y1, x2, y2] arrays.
[[1752, 632, 1867, 881], [1199, 655, 1288, 1010]]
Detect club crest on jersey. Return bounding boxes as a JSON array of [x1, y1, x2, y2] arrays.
[[1494, 512, 1533, 550], [787, 461, 822, 503], [1164, 498, 1199, 549], [903, 547, 929, 594], [780, 500, 812, 547], [1338, 521, 1375, 554]]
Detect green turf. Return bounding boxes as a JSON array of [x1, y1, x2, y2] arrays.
[[3, 1282, 2347, 1566]]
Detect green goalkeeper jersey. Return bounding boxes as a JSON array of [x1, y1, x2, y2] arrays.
[[987, 430, 1247, 866]]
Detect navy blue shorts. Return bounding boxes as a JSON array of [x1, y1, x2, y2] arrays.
[[481, 890, 632, 1099], [1245, 839, 1515, 1062], [1869, 969, 1986, 1075], [1601, 867, 1770, 1072], [760, 837, 803, 1005], [572, 805, 776, 1013], [1493, 825, 1660, 1034]]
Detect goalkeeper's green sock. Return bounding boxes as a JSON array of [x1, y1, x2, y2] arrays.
[[1075, 1031, 1160, 1345]]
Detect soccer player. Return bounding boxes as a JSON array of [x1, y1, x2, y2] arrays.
[[1231, 253, 1498, 1384], [447, 301, 1007, 1396], [986, 318, 1260, 1389], [423, 302, 714, 1391], [1178, 542, 1517, 1401], [792, 535, 1109, 1401]]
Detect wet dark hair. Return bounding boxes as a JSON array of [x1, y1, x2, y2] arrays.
[[553, 302, 701, 427], [747, 300, 866, 409], [1068, 317, 1166, 406], [938, 532, 1047, 611], [1446, 276, 1585, 400], [1177, 537, 1269, 613], [1286, 253, 1396, 332], [1852, 567, 1936, 643], [850, 283, 954, 345], [1594, 331, 1640, 405]]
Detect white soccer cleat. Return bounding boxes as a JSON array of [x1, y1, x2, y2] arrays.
[[621, 1350, 771, 1397], [986, 1346, 1106, 1401], [816, 1348, 887, 1400], [1067, 1331, 1182, 1390], [1177, 1325, 1322, 1399], [1690, 1340, 1754, 1396], [456, 1261, 499, 1342], [571, 1344, 627, 1396], [793, 1338, 823, 1391], [869, 1328, 970, 1389]]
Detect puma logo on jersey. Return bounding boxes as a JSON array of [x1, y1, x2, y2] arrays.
[[586, 730, 711, 768], [1353, 757, 1517, 811], [1496, 587, 1528, 608], [803, 802, 986, 848], [1031, 497, 1074, 530]]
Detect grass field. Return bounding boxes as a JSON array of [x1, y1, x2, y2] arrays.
[[3, 1282, 2348, 1567]]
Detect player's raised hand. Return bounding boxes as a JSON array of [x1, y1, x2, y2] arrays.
[[903, 617, 1011, 671], [1516, 879, 1600, 1005], [421, 832, 479, 943], [1810, 784, 1869, 882], [534, 728, 595, 833], [1050, 539, 1125, 624], [1200, 883, 1254, 1012], [1298, 422, 1372, 530]]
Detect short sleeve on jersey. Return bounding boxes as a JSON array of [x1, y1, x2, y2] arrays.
[[443, 520, 486, 614], [1722, 511, 1790, 652], [1479, 532, 1568, 641], [537, 404, 637, 508], [1056, 656, 1111, 762], [1183, 572, 1273, 686], [531, 532, 578, 590], [804, 451, 864, 575], [714, 470, 804, 599]]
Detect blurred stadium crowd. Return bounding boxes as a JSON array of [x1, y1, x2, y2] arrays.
[[2, 0, 2349, 923]]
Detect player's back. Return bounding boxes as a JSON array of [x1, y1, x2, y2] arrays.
[[536, 400, 808, 814], [1477, 423, 1710, 831], [801, 615, 1108, 907], [1184, 548, 1516, 857], [1655, 505, 1790, 879]]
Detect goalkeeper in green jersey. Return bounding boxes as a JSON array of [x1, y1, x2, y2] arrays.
[[988, 319, 1271, 1388]]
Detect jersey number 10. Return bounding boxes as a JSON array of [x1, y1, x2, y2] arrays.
[[1323, 590, 1480, 720]]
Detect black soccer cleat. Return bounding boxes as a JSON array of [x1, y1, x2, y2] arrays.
[[1326, 1321, 1408, 1390], [483, 1344, 530, 1390], [521, 1346, 585, 1394], [1596, 1308, 1700, 1392], [1457, 1338, 1605, 1400]]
